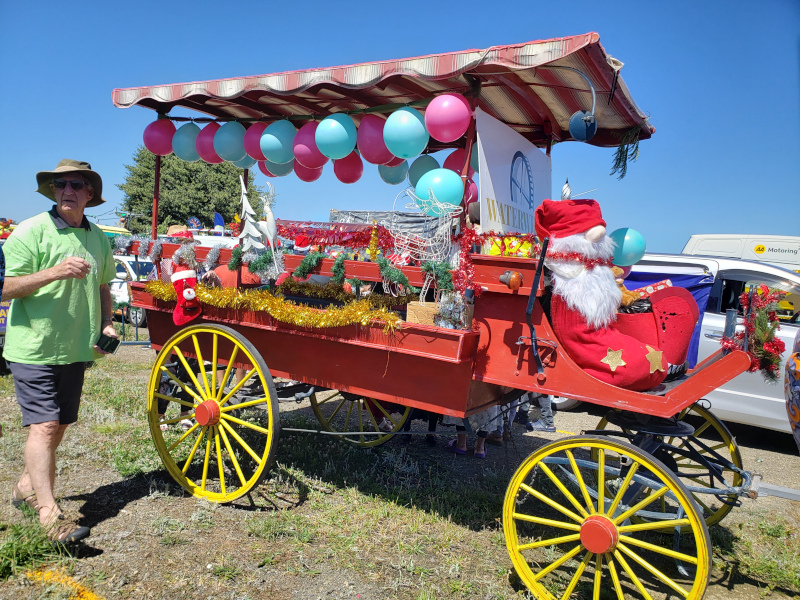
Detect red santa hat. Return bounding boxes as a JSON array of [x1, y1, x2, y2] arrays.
[[534, 199, 606, 241]]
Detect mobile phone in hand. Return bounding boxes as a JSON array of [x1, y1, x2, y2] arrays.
[[97, 333, 121, 354]]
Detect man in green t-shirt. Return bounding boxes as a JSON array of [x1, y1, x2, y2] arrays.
[[3, 159, 117, 544]]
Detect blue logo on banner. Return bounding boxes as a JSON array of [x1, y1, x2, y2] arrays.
[[510, 151, 534, 210], [187, 216, 202, 229]]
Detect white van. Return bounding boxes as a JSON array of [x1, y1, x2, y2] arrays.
[[682, 234, 800, 272]]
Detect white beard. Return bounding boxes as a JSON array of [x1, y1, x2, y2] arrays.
[[546, 234, 621, 330]]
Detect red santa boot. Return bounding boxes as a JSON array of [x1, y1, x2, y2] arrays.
[[171, 265, 202, 326], [535, 199, 669, 392]]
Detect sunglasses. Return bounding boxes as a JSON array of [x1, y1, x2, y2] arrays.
[[53, 179, 88, 191]]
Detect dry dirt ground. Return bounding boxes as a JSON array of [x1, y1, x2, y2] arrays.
[[0, 344, 798, 600]]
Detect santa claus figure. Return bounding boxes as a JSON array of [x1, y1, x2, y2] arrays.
[[534, 199, 698, 392]]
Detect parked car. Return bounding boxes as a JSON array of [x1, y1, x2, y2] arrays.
[[111, 255, 155, 327], [554, 253, 800, 434]]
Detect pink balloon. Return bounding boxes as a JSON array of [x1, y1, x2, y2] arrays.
[[294, 161, 323, 182], [357, 114, 394, 165], [244, 123, 268, 160], [464, 180, 478, 205], [293, 121, 329, 169], [384, 155, 405, 167], [333, 151, 364, 184], [425, 93, 472, 143], [196, 123, 224, 164], [257, 160, 276, 177], [443, 149, 475, 177], [143, 119, 176, 156]]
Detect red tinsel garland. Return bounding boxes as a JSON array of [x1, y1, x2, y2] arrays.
[[544, 252, 613, 269], [277, 222, 395, 252]]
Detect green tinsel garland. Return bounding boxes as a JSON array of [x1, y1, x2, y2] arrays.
[[376, 257, 410, 288], [610, 126, 641, 180], [248, 250, 274, 274], [293, 252, 326, 279], [228, 247, 243, 271], [330, 254, 347, 285], [421, 261, 453, 291]]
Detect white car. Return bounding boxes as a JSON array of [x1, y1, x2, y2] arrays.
[[555, 253, 800, 434], [110, 255, 155, 327]]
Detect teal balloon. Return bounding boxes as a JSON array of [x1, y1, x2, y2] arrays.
[[470, 148, 479, 173], [214, 121, 247, 162], [315, 114, 357, 160], [378, 160, 409, 185], [263, 159, 294, 177], [384, 107, 429, 159], [408, 155, 439, 188], [414, 168, 464, 215], [232, 155, 257, 169], [610, 228, 647, 266], [260, 120, 297, 164], [172, 123, 201, 162]]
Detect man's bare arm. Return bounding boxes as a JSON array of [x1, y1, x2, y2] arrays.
[[2, 257, 91, 301]]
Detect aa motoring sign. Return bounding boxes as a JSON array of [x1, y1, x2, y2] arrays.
[[475, 108, 551, 234]]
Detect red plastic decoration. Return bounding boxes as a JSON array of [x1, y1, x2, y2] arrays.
[[294, 161, 324, 182], [443, 148, 475, 177], [244, 123, 268, 160], [357, 114, 394, 165], [333, 151, 364, 184]]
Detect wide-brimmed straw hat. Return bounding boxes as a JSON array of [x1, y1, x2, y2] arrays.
[[35, 159, 105, 207]]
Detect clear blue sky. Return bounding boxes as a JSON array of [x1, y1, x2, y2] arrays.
[[1, 0, 797, 253]]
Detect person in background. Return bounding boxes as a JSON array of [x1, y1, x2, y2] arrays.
[[785, 327, 800, 454], [3, 159, 116, 544]]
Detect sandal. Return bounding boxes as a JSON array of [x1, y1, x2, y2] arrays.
[[179, 418, 193, 432], [447, 439, 467, 455], [11, 484, 40, 512], [46, 515, 90, 544], [474, 447, 487, 459], [158, 415, 169, 432]]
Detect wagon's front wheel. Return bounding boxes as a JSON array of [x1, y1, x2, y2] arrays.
[[503, 435, 711, 600], [148, 324, 280, 503], [310, 392, 411, 448]]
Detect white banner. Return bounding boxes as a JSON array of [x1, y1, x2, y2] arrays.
[[476, 108, 551, 234]]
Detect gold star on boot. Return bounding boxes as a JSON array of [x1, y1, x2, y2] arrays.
[[601, 348, 626, 372], [645, 345, 666, 374]]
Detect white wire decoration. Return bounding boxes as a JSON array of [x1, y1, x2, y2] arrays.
[[382, 187, 463, 303]]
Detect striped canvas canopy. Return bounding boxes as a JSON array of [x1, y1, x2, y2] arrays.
[[112, 32, 653, 149]]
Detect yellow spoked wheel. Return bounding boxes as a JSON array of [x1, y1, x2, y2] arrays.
[[147, 324, 280, 503], [310, 391, 411, 448], [594, 405, 743, 528], [504, 435, 711, 600]]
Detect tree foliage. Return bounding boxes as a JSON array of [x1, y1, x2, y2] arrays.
[[117, 146, 265, 234]]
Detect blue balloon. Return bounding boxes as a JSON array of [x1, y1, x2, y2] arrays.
[[407, 155, 439, 188], [315, 114, 357, 160], [232, 155, 257, 169], [383, 107, 429, 159], [470, 147, 480, 173], [609, 228, 646, 266], [172, 123, 201, 162], [414, 168, 464, 215], [260, 120, 297, 164], [263, 159, 294, 177], [214, 121, 247, 162], [378, 161, 409, 185]]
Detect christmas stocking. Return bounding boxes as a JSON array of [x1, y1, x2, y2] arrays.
[[171, 266, 202, 326]]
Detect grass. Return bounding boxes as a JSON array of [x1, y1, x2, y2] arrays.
[[0, 346, 799, 598]]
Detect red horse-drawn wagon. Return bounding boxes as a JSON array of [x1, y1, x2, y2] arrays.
[[113, 34, 772, 599]]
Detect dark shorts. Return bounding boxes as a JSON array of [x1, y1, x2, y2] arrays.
[[9, 362, 86, 426]]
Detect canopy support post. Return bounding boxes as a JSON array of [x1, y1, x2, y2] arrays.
[[151, 154, 161, 240]]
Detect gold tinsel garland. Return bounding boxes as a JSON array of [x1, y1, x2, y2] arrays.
[[145, 281, 403, 332]]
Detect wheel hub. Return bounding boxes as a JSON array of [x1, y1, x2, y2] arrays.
[[195, 400, 221, 426], [580, 515, 619, 554]]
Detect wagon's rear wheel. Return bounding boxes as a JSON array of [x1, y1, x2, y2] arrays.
[[504, 435, 711, 600], [593, 404, 743, 528], [310, 391, 411, 448], [148, 324, 280, 503]]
